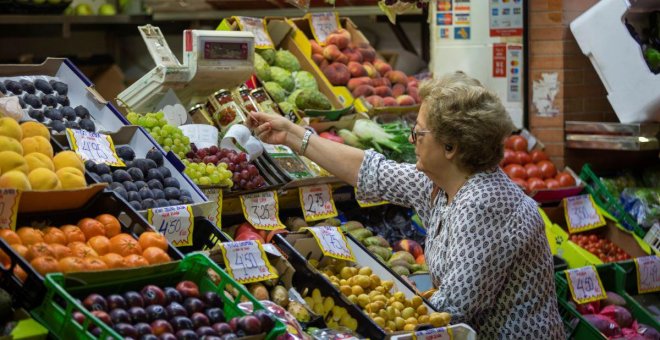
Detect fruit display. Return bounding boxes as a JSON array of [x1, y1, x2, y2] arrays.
[[0, 78, 96, 134], [85, 145, 194, 210], [0, 118, 88, 190], [569, 234, 632, 263], [183, 145, 266, 190], [125, 111, 191, 160], [302, 288, 357, 331], [231, 221, 286, 244], [501, 134, 577, 192]]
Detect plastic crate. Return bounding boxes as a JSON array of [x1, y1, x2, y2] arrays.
[[175, 216, 232, 254], [30, 253, 286, 340], [579, 164, 646, 238], [0, 191, 184, 310]]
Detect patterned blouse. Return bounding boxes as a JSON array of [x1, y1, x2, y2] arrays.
[[356, 151, 564, 339]]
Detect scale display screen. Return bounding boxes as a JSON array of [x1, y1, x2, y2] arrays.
[[203, 41, 248, 61]]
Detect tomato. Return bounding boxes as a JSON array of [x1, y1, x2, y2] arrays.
[[589, 235, 598, 242], [537, 160, 557, 179], [529, 149, 549, 163], [527, 177, 546, 191], [504, 164, 527, 180], [515, 151, 531, 165], [545, 178, 560, 189], [556, 172, 576, 187], [504, 136, 515, 150], [502, 149, 516, 166], [524, 164, 542, 179], [508, 135, 528, 151], [511, 177, 528, 192]]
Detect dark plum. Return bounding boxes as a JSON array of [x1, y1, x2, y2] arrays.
[[45, 108, 62, 120], [56, 95, 69, 106], [124, 181, 139, 192], [72, 311, 85, 326], [141, 199, 157, 210], [106, 294, 127, 310], [168, 199, 182, 206], [20, 80, 35, 94], [183, 297, 205, 315], [176, 329, 199, 340], [28, 109, 45, 122], [34, 79, 53, 94], [94, 163, 111, 175], [52, 81, 68, 95], [139, 187, 154, 200], [253, 310, 275, 333], [191, 312, 210, 328], [110, 308, 131, 324], [134, 322, 152, 336], [24, 94, 41, 108], [146, 149, 164, 167], [127, 167, 146, 183], [134, 180, 147, 190], [5, 80, 22, 95], [113, 323, 138, 338], [170, 316, 194, 331], [110, 182, 124, 191], [159, 333, 177, 340], [201, 292, 222, 308], [141, 285, 166, 306], [117, 145, 136, 162], [164, 187, 180, 200], [130, 201, 142, 210], [219, 334, 237, 340], [145, 304, 169, 322], [195, 326, 216, 337], [238, 315, 262, 335], [150, 320, 173, 336], [164, 287, 182, 304], [123, 291, 144, 308], [128, 306, 148, 323], [80, 118, 95, 132], [83, 293, 107, 311], [163, 177, 179, 189], [146, 168, 164, 183], [157, 166, 171, 179], [113, 186, 128, 200], [165, 302, 187, 318], [147, 179, 163, 190], [42, 94, 58, 107], [204, 308, 225, 324], [64, 120, 80, 129], [74, 105, 90, 119], [91, 310, 113, 326], [112, 169, 132, 182], [152, 188, 165, 200], [181, 196, 193, 204], [90, 327, 102, 337], [140, 335, 158, 340], [60, 106, 76, 120], [211, 322, 232, 335], [156, 199, 170, 208], [127, 191, 140, 202], [100, 174, 113, 184]]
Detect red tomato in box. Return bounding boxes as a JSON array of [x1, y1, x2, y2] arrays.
[[502, 149, 517, 166], [527, 177, 546, 191], [511, 178, 528, 192], [556, 172, 576, 187], [504, 164, 527, 180], [537, 160, 557, 179], [545, 178, 560, 189], [515, 151, 531, 165], [508, 135, 528, 152], [529, 150, 549, 163], [524, 163, 542, 179]]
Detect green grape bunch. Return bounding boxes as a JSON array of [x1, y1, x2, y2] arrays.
[[126, 111, 191, 160], [181, 159, 234, 187]]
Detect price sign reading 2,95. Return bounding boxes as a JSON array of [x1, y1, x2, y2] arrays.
[[66, 128, 125, 167], [299, 185, 337, 222], [306, 226, 355, 262], [240, 191, 285, 230], [565, 266, 607, 304], [148, 205, 194, 247], [219, 240, 278, 284]]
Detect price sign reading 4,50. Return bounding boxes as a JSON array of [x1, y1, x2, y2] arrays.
[[635, 255, 660, 294], [219, 240, 278, 284], [306, 226, 355, 262], [66, 128, 125, 166], [240, 191, 285, 230], [566, 266, 607, 304], [148, 205, 194, 247], [564, 194, 606, 233], [299, 185, 337, 222]]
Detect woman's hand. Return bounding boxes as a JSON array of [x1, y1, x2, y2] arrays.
[[247, 111, 294, 145]]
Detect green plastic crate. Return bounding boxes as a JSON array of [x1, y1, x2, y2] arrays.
[[613, 260, 660, 330], [30, 253, 286, 340], [579, 164, 646, 238]]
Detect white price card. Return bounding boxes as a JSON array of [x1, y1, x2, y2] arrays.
[[305, 226, 355, 261], [563, 194, 606, 233], [219, 240, 278, 284], [148, 205, 194, 247], [0, 189, 21, 231], [307, 12, 340, 46], [202, 188, 222, 228], [234, 16, 274, 49], [299, 184, 337, 222], [565, 266, 607, 304], [262, 243, 282, 257], [354, 187, 388, 208], [635, 255, 660, 294], [66, 128, 125, 166], [413, 327, 453, 340], [240, 191, 285, 230]]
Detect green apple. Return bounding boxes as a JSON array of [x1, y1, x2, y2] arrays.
[[98, 3, 117, 15], [74, 3, 93, 15]]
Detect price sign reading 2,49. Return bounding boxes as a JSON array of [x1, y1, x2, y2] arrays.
[[66, 128, 125, 167], [299, 185, 337, 222], [240, 191, 285, 230], [219, 240, 278, 284], [306, 226, 355, 262], [566, 266, 607, 304]]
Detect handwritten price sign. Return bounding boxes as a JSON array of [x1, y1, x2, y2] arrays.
[[0, 189, 21, 231], [299, 185, 337, 222], [234, 16, 274, 49], [307, 12, 340, 46], [565, 266, 607, 304], [354, 187, 388, 208], [219, 240, 278, 284], [563, 194, 606, 233], [413, 327, 453, 340], [202, 188, 223, 228], [240, 191, 285, 230], [635, 255, 660, 294], [66, 129, 125, 166], [148, 205, 194, 247], [305, 226, 355, 261]]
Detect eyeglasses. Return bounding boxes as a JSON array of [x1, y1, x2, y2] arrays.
[[410, 121, 431, 144]]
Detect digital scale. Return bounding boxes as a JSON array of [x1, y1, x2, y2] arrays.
[[117, 25, 256, 115]]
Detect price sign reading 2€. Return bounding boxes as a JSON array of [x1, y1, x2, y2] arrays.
[[148, 205, 194, 247], [66, 128, 125, 166], [299, 184, 337, 222], [0, 189, 21, 231], [219, 240, 278, 284], [240, 191, 285, 230], [305, 226, 355, 262], [565, 266, 607, 304], [563, 194, 606, 233], [635, 255, 660, 294]]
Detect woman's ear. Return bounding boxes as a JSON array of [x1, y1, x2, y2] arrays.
[[444, 144, 457, 160]]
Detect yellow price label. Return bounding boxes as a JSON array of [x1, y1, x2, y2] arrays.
[[563, 194, 606, 233], [565, 266, 607, 304], [219, 240, 278, 284], [66, 128, 125, 167], [635, 255, 660, 294], [307, 11, 340, 46], [304, 226, 355, 262], [240, 191, 285, 230], [202, 188, 223, 228], [0, 189, 21, 231], [148, 205, 194, 247], [299, 184, 337, 222], [233, 16, 274, 49]]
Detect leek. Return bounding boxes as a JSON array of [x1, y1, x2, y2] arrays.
[[352, 119, 401, 153]]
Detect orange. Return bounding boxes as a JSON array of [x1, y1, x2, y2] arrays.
[[25, 242, 54, 261], [10, 243, 28, 258], [138, 232, 168, 251], [16, 227, 44, 246], [82, 257, 108, 271], [60, 225, 86, 244], [109, 234, 142, 257], [87, 236, 110, 256], [96, 214, 121, 238], [0, 229, 22, 245], [13, 266, 27, 282], [77, 218, 105, 240], [49, 244, 73, 259], [142, 247, 171, 265], [58, 257, 86, 273], [69, 243, 98, 258], [31, 256, 60, 275], [123, 254, 149, 267], [100, 253, 125, 269], [43, 227, 67, 245], [0, 249, 9, 269]]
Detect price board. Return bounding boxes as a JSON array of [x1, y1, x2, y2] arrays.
[[219, 240, 278, 284], [202, 188, 222, 228], [240, 191, 285, 230], [563, 194, 606, 233], [565, 266, 607, 304], [413, 327, 453, 340], [635, 255, 660, 294], [234, 16, 274, 49], [66, 129, 125, 166], [354, 187, 388, 208], [305, 226, 355, 261], [0, 189, 21, 231], [307, 12, 340, 46], [148, 205, 194, 247], [299, 184, 337, 222]]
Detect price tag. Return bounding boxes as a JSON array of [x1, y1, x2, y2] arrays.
[[66, 129, 125, 166], [0, 189, 21, 231], [240, 191, 285, 230], [563, 194, 606, 233], [262, 243, 282, 257], [233, 16, 274, 49], [299, 185, 337, 222], [148, 205, 194, 247], [565, 266, 607, 304], [413, 327, 453, 340], [635, 255, 660, 294], [305, 226, 355, 261], [219, 240, 278, 284], [307, 12, 341, 46], [354, 187, 388, 208], [202, 188, 223, 228]]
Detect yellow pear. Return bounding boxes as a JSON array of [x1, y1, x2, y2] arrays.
[[0, 151, 28, 174], [20, 121, 50, 140], [0, 171, 31, 190], [53, 151, 84, 173], [56, 167, 86, 189], [25, 153, 54, 172], [0, 117, 22, 140], [21, 136, 53, 158], [28, 168, 61, 190], [0, 136, 23, 154]]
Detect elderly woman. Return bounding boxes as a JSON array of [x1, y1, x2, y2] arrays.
[[248, 72, 563, 338]]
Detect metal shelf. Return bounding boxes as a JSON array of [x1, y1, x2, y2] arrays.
[[0, 14, 150, 25], [565, 121, 660, 151]]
